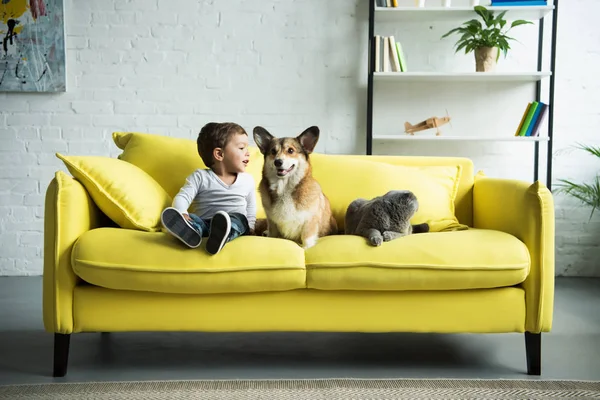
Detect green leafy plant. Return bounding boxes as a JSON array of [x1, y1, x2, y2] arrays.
[[441, 6, 533, 61], [554, 144, 600, 220]]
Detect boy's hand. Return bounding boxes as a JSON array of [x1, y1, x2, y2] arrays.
[[183, 213, 192, 222]]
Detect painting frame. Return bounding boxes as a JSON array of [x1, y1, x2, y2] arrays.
[[0, 0, 67, 93]]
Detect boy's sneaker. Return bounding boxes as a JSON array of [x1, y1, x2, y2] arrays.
[[161, 207, 202, 248], [206, 211, 231, 255]]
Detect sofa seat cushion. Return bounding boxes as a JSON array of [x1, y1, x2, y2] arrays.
[[305, 229, 529, 291], [72, 228, 306, 295]]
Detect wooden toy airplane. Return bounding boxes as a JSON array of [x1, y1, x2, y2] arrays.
[[404, 111, 452, 136]]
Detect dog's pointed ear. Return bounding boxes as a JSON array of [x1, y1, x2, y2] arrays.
[[297, 126, 319, 154], [253, 126, 273, 155]]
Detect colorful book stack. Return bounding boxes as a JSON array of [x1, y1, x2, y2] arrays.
[[514, 101, 549, 137], [491, 0, 547, 6], [374, 35, 407, 72]]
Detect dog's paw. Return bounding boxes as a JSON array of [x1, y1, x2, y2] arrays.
[[262, 230, 269, 237], [302, 235, 318, 250], [369, 235, 383, 246]]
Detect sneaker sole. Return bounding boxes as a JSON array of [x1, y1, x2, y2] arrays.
[[206, 212, 231, 255], [161, 208, 202, 248]]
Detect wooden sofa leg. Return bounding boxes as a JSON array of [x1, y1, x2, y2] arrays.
[[525, 332, 541, 375], [53, 333, 71, 377]]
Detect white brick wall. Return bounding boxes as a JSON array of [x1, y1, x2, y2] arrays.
[[0, 0, 598, 276]]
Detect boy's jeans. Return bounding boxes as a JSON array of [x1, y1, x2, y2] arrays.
[[188, 212, 250, 243]]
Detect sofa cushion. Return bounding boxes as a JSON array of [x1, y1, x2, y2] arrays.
[[310, 154, 467, 232], [56, 153, 172, 232], [72, 228, 305, 294], [305, 229, 529, 291], [112, 131, 267, 219]]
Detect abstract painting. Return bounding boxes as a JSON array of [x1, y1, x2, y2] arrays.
[[1, 0, 66, 92]]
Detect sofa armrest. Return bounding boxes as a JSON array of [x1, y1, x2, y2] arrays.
[[43, 171, 108, 334], [473, 176, 555, 333]]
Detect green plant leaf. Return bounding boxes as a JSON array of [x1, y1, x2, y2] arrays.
[[493, 11, 508, 26], [455, 41, 469, 54], [474, 6, 492, 26], [554, 143, 600, 221], [441, 5, 531, 58], [555, 176, 600, 220], [464, 19, 483, 30], [466, 43, 477, 54], [575, 143, 600, 158], [459, 32, 474, 42], [511, 20, 533, 28], [441, 27, 462, 38], [467, 24, 479, 35], [498, 37, 510, 56]]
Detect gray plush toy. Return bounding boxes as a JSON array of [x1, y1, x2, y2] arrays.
[[344, 190, 429, 246]]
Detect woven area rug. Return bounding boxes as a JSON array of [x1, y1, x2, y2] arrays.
[[1, 378, 599, 399]]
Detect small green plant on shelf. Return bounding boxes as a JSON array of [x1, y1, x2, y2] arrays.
[[441, 6, 533, 72], [554, 144, 600, 220]]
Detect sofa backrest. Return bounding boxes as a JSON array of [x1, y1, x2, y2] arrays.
[[112, 132, 473, 230], [312, 154, 473, 228]]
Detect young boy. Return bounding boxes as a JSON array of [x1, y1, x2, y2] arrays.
[[161, 122, 256, 255]]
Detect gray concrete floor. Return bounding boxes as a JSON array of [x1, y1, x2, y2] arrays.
[[0, 277, 599, 385]]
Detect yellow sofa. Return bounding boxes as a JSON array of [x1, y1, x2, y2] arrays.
[[43, 132, 555, 377]]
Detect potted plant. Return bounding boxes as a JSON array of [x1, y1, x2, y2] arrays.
[[441, 6, 532, 72], [555, 144, 600, 220]]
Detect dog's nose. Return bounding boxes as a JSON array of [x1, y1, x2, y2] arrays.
[[274, 159, 283, 168]]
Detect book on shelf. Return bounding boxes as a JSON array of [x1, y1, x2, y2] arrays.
[[514, 101, 548, 137], [375, 0, 398, 7], [528, 103, 549, 137], [373, 35, 406, 72], [491, 0, 547, 6], [516, 101, 538, 136]]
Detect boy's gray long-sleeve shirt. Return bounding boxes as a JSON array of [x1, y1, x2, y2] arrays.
[[172, 169, 257, 230]]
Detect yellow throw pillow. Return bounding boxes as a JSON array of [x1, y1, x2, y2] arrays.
[[112, 131, 266, 219], [56, 153, 172, 232], [310, 154, 467, 232]]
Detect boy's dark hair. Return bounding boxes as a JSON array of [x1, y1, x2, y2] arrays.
[[197, 122, 248, 167]]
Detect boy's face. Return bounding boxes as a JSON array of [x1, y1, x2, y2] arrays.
[[222, 133, 250, 174]]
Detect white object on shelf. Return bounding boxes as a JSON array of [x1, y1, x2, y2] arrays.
[[418, 0, 425, 6], [374, 71, 552, 82], [375, 6, 554, 23], [471, 0, 480, 6], [372, 135, 550, 142], [444, 0, 452, 6]]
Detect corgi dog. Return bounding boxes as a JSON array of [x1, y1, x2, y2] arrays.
[[252, 126, 337, 249]]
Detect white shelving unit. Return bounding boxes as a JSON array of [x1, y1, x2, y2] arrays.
[[366, 1, 559, 187], [374, 71, 552, 82], [375, 5, 554, 23], [372, 135, 550, 142]]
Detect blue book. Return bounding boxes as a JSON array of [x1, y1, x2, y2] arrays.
[[491, 1, 547, 5], [491, 0, 546, 2], [525, 102, 544, 136]]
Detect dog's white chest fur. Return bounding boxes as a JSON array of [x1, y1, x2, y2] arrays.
[[269, 181, 313, 240]]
